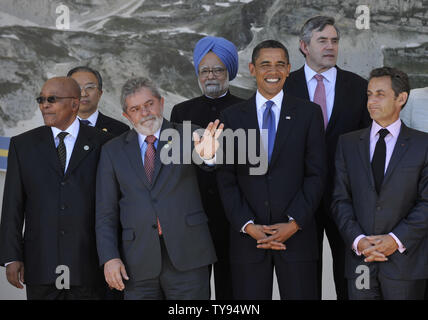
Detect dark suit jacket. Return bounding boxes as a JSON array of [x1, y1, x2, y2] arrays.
[[95, 111, 129, 137], [217, 93, 327, 263], [284, 66, 370, 209], [332, 124, 428, 280], [170, 92, 243, 257], [0, 123, 111, 286], [96, 119, 217, 283]]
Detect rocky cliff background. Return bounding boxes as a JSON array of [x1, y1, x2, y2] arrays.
[[0, 0, 427, 136]]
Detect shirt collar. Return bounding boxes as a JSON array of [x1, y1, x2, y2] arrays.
[[51, 116, 80, 139], [304, 63, 337, 83], [78, 109, 99, 126], [137, 122, 162, 149], [370, 118, 402, 139], [255, 89, 284, 110], [204, 91, 228, 99]]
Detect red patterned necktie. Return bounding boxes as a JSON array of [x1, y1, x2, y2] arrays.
[[144, 135, 162, 235], [313, 74, 328, 129]]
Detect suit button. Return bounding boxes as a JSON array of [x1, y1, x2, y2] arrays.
[[152, 224, 157, 230], [60, 181, 66, 186], [376, 206, 382, 211], [60, 204, 66, 210], [60, 230, 65, 236], [264, 201, 269, 207]]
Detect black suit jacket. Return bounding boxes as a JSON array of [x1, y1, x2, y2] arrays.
[[95, 111, 129, 137], [170, 92, 243, 256], [0, 123, 111, 286], [332, 124, 428, 280], [284, 66, 370, 209], [217, 93, 327, 263]]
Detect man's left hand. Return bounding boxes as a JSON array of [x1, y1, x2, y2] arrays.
[[256, 221, 300, 250], [362, 234, 398, 262], [193, 119, 224, 160]]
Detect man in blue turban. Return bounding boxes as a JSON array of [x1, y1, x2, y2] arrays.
[[170, 36, 243, 300]]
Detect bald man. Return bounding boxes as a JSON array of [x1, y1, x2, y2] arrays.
[[170, 37, 243, 299], [0, 77, 112, 299]]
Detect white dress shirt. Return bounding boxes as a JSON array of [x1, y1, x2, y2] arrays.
[[352, 119, 406, 255], [304, 63, 337, 122], [51, 117, 80, 173], [77, 109, 99, 127]]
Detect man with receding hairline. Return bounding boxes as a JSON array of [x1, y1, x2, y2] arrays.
[[0, 76, 112, 299]]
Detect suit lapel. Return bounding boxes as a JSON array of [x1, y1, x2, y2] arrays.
[[358, 126, 376, 191], [151, 119, 173, 185], [64, 124, 95, 178], [382, 124, 411, 186], [326, 67, 346, 134], [123, 129, 152, 189], [37, 126, 64, 177], [241, 96, 262, 163], [269, 94, 297, 167]]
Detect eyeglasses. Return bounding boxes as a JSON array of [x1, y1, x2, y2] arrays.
[[36, 96, 78, 104], [80, 84, 98, 92], [199, 67, 226, 78]]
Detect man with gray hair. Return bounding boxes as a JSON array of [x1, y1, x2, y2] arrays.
[[170, 36, 243, 299], [284, 15, 371, 299], [95, 77, 223, 299]]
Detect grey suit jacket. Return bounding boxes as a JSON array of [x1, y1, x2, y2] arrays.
[[95, 119, 217, 282], [332, 123, 428, 280]]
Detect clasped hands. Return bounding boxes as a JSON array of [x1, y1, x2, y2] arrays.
[[357, 234, 399, 263], [245, 221, 300, 250]]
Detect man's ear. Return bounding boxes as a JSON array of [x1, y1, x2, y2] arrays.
[[249, 62, 256, 77], [397, 92, 408, 109], [299, 40, 309, 57]]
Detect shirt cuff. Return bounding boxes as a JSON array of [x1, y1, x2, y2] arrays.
[[5, 261, 16, 267], [241, 220, 254, 233], [352, 234, 366, 256], [389, 232, 406, 253], [202, 154, 216, 166]]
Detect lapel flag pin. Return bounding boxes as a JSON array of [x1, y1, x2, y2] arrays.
[[84, 145, 90, 151], [286, 116, 291, 120]]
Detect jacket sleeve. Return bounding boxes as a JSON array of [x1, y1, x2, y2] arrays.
[[391, 142, 428, 251], [331, 135, 365, 249], [0, 138, 25, 266], [282, 106, 327, 230], [95, 145, 121, 266]]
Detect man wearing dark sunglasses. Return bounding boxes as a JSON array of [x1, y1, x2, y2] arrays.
[[0, 76, 112, 300]]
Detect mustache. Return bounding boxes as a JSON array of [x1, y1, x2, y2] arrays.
[[204, 80, 220, 87], [138, 115, 157, 125]]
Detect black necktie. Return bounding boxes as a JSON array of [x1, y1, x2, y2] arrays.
[[57, 132, 69, 172], [371, 128, 389, 194], [80, 119, 90, 126]]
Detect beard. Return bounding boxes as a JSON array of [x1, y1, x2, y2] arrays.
[[199, 77, 229, 98], [133, 115, 163, 136]]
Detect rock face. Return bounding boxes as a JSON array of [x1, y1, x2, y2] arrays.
[[0, 0, 427, 135]]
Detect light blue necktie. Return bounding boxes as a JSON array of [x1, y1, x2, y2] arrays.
[[262, 100, 276, 163]]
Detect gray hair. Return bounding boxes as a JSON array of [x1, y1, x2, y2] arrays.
[[120, 77, 162, 112], [300, 16, 340, 45]]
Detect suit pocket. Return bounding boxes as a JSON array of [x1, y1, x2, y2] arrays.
[[122, 228, 135, 241], [186, 211, 209, 226]]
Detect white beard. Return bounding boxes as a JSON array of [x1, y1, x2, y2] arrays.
[[133, 115, 163, 136]]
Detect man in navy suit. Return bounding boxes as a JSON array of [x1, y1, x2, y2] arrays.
[[217, 40, 327, 299], [283, 16, 371, 299]]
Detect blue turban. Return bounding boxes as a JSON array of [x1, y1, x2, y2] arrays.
[[193, 36, 239, 81]]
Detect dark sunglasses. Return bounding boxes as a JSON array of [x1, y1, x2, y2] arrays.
[[36, 96, 78, 104]]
